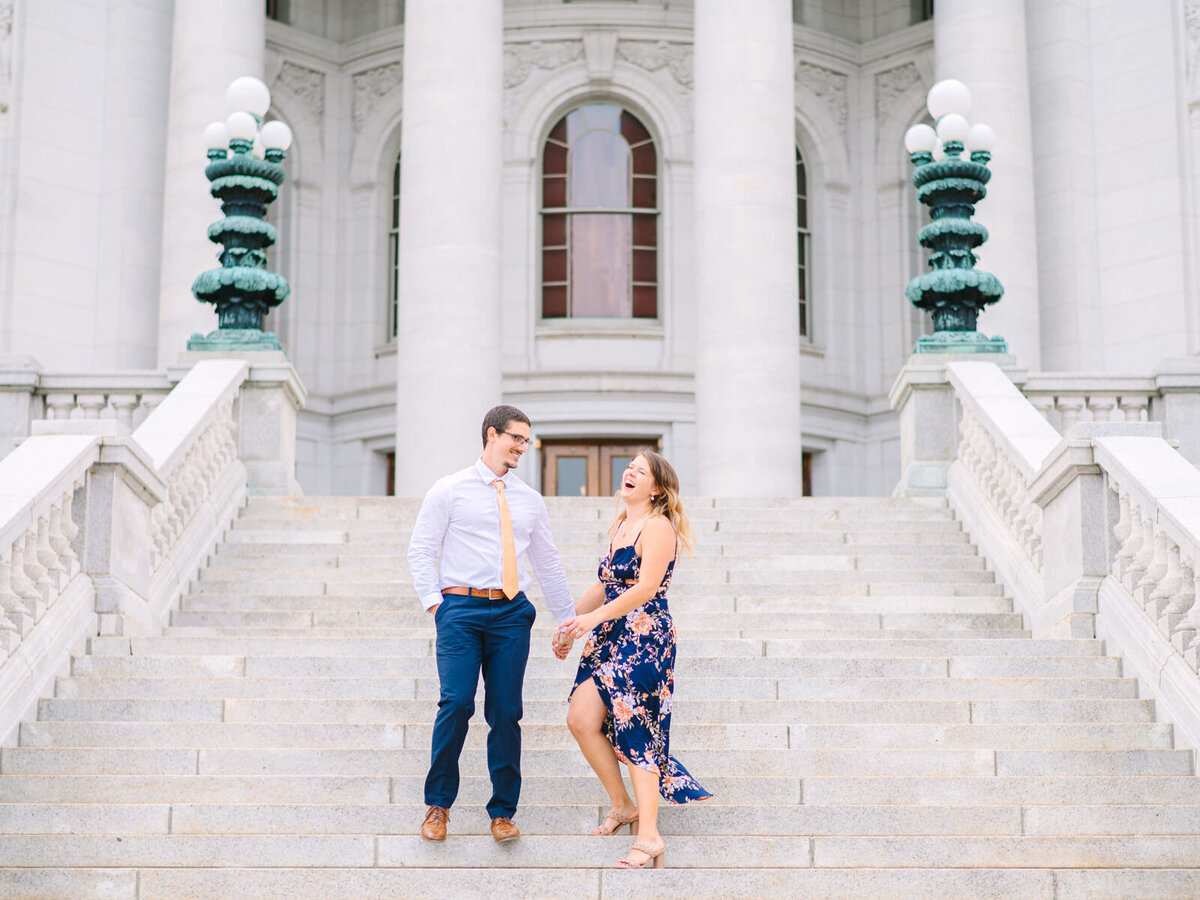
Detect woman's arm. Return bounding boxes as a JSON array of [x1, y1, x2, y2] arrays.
[[574, 579, 606, 614], [560, 517, 675, 639]]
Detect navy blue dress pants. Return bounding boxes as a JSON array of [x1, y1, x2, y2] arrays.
[[424, 591, 536, 819]]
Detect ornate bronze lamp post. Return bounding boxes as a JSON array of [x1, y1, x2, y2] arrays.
[[188, 77, 294, 351], [904, 79, 1007, 354]]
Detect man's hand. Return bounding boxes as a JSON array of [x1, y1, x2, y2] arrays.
[[428, 602, 441, 617], [552, 627, 574, 660]]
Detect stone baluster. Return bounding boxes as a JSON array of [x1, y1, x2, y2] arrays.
[[1057, 396, 1086, 430], [1086, 395, 1118, 423], [1149, 537, 1185, 619], [1118, 396, 1150, 423], [36, 507, 66, 594], [1112, 490, 1135, 582], [1028, 395, 1054, 422], [16, 533, 47, 618], [109, 394, 139, 430], [1160, 549, 1196, 646], [76, 394, 107, 420], [1123, 504, 1152, 592], [0, 548, 25, 651], [1130, 518, 1161, 603], [43, 393, 76, 421], [1184, 567, 1200, 670]]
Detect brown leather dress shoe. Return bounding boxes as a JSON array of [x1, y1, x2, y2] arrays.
[[490, 816, 520, 843], [421, 805, 448, 841]]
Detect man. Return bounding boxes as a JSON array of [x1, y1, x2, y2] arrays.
[[408, 405, 575, 844]]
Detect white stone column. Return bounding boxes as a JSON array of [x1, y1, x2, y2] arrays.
[[935, 0, 1042, 368], [157, 0, 264, 366], [394, 0, 503, 495], [693, 0, 802, 497]]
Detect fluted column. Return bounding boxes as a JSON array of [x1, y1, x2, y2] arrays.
[[394, 0, 503, 494], [693, 0, 802, 496], [157, 0, 264, 366], [935, 0, 1042, 368]]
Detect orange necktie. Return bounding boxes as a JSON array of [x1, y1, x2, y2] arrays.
[[493, 479, 519, 599]]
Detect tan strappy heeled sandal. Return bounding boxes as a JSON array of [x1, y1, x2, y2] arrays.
[[614, 839, 665, 869], [590, 808, 640, 835]]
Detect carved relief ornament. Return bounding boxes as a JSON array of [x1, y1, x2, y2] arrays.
[[353, 58, 404, 129]]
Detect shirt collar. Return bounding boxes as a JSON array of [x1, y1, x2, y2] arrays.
[[475, 457, 512, 486]]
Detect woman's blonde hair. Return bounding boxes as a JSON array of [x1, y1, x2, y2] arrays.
[[610, 448, 695, 555]]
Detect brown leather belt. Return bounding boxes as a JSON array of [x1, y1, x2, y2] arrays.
[[443, 586, 509, 600]]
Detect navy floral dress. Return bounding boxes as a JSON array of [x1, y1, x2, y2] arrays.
[[571, 531, 712, 804]]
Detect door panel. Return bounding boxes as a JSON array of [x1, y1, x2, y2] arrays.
[[541, 439, 658, 497]]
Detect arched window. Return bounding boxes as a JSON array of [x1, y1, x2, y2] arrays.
[[388, 153, 400, 340], [541, 103, 658, 319], [797, 146, 811, 339]]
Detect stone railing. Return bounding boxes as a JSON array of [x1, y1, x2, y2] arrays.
[[1018, 373, 1155, 431], [0, 355, 305, 742], [893, 356, 1200, 750], [37, 372, 172, 431]]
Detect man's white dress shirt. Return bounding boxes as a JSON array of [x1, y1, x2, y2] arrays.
[[408, 458, 575, 622]]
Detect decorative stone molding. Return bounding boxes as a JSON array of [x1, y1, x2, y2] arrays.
[[504, 40, 584, 89], [583, 31, 618, 83], [617, 40, 693, 90], [795, 60, 848, 134], [353, 59, 404, 129], [874, 61, 923, 122], [275, 61, 325, 121]]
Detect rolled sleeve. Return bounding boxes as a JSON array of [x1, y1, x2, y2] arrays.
[[526, 496, 574, 622], [408, 482, 450, 612]]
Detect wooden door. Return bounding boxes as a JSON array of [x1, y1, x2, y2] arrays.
[[541, 439, 658, 497]]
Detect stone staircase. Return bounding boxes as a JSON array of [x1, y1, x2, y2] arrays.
[[1, 495, 1199, 898]]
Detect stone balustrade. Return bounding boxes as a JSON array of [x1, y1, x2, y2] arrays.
[[0, 355, 305, 742], [1018, 374, 1155, 431], [37, 373, 172, 431], [893, 356, 1200, 751]]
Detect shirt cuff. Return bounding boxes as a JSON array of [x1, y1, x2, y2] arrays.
[[420, 591, 445, 612]]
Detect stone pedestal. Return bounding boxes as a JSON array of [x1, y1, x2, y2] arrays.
[[1028, 424, 1163, 639], [80, 438, 165, 636], [157, 0, 264, 366], [394, 0, 503, 495], [888, 353, 1020, 496], [935, 0, 1042, 368], [1153, 358, 1200, 466], [170, 351, 307, 496], [693, 0, 801, 496], [0, 356, 40, 461]]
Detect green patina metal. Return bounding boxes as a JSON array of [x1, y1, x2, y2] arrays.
[[907, 141, 1008, 354], [188, 139, 291, 351]]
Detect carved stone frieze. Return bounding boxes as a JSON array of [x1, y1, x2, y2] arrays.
[[874, 61, 923, 122], [275, 61, 325, 121], [795, 60, 848, 133], [352, 59, 403, 130], [617, 40, 693, 90], [504, 40, 584, 89]]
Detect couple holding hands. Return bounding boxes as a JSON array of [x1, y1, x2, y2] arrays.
[[408, 405, 711, 870]]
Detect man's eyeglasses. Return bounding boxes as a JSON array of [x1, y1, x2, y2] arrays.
[[499, 430, 531, 448]]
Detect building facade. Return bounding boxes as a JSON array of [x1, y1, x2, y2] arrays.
[[1, 0, 1198, 497]]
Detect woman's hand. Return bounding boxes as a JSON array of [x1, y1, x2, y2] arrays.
[[561, 610, 602, 641]]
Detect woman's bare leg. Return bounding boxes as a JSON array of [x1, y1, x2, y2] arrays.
[[567, 679, 637, 826], [624, 763, 662, 860]]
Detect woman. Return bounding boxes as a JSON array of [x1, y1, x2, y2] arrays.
[[556, 449, 711, 869]]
